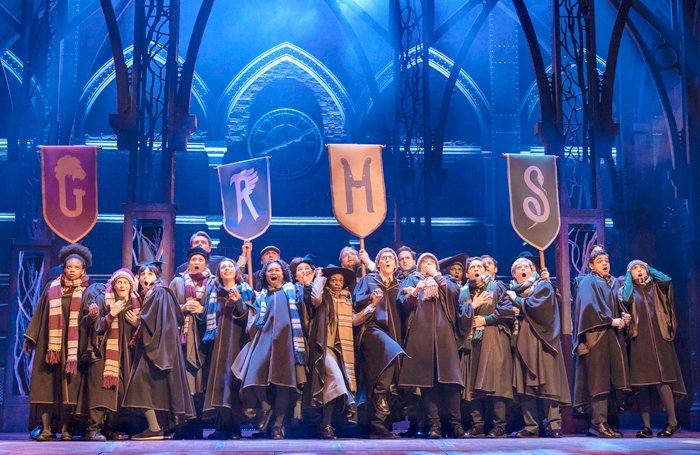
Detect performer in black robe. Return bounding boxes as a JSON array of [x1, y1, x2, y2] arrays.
[[352, 247, 405, 439], [81, 268, 140, 441], [202, 259, 254, 440], [232, 259, 307, 440], [399, 253, 472, 439], [23, 244, 94, 441], [572, 250, 631, 438], [170, 247, 216, 439], [459, 257, 515, 438], [507, 258, 570, 438], [122, 262, 195, 440], [622, 260, 686, 438], [305, 266, 358, 439]]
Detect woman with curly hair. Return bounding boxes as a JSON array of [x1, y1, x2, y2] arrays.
[[23, 243, 96, 441], [232, 259, 308, 439], [202, 259, 254, 440]]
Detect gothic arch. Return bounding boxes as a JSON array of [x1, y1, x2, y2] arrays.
[[75, 45, 215, 137], [355, 47, 491, 145], [217, 42, 354, 143]]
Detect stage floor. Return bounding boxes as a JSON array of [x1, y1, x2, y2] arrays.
[[0, 431, 698, 454]]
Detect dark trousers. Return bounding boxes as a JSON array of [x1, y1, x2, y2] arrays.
[[470, 397, 507, 428], [521, 398, 561, 433], [423, 383, 461, 428], [591, 394, 608, 425]]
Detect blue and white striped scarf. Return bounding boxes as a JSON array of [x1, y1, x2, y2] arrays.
[[203, 281, 254, 343], [256, 282, 307, 365]]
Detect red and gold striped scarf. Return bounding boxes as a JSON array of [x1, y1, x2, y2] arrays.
[[102, 287, 141, 388], [46, 274, 89, 374]]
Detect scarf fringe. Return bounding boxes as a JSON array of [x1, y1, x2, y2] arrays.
[[46, 350, 61, 365], [65, 359, 77, 375], [102, 376, 119, 389]]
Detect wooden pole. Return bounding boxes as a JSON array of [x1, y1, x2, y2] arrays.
[[539, 249, 546, 272], [359, 238, 366, 277], [246, 243, 254, 288]]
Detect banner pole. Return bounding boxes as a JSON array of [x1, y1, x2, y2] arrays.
[[359, 238, 366, 277], [246, 244, 254, 288], [539, 249, 546, 274]]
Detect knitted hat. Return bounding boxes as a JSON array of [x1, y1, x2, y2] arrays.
[[109, 268, 137, 289], [627, 259, 648, 273], [417, 253, 439, 272]]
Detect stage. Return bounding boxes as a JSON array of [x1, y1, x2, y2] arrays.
[[0, 432, 698, 454]]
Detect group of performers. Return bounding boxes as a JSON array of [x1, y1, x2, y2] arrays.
[[22, 232, 685, 441]]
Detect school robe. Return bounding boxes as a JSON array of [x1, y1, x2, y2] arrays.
[[460, 280, 515, 401], [203, 292, 249, 415], [232, 286, 308, 390], [122, 286, 195, 419], [626, 276, 686, 407], [170, 276, 215, 395], [303, 280, 356, 426], [512, 279, 571, 405], [398, 274, 471, 388], [81, 284, 137, 413], [572, 273, 630, 411], [352, 273, 405, 406], [24, 281, 98, 407]]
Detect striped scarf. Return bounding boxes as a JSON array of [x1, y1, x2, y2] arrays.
[[102, 285, 141, 388], [509, 272, 539, 348], [181, 269, 210, 345], [460, 274, 493, 350], [412, 272, 439, 300], [203, 281, 254, 342], [46, 274, 89, 374], [256, 282, 307, 365], [329, 288, 356, 392]]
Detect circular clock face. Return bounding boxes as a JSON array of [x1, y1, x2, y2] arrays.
[[248, 108, 324, 179]]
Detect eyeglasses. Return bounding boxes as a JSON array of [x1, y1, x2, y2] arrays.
[[380, 255, 395, 261]]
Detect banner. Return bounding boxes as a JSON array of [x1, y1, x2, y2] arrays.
[[328, 144, 387, 238], [41, 146, 98, 243], [507, 154, 561, 251], [218, 157, 271, 240]]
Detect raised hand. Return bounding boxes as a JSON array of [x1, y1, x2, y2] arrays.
[[359, 249, 372, 265], [89, 303, 99, 317], [185, 299, 204, 314], [612, 318, 625, 328], [370, 288, 384, 308], [229, 288, 241, 301], [423, 263, 437, 277], [110, 300, 126, 317], [125, 310, 140, 327], [413, 280, 427, 296], [622, 312, 631, 324], [472, 291, 491, 309]]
